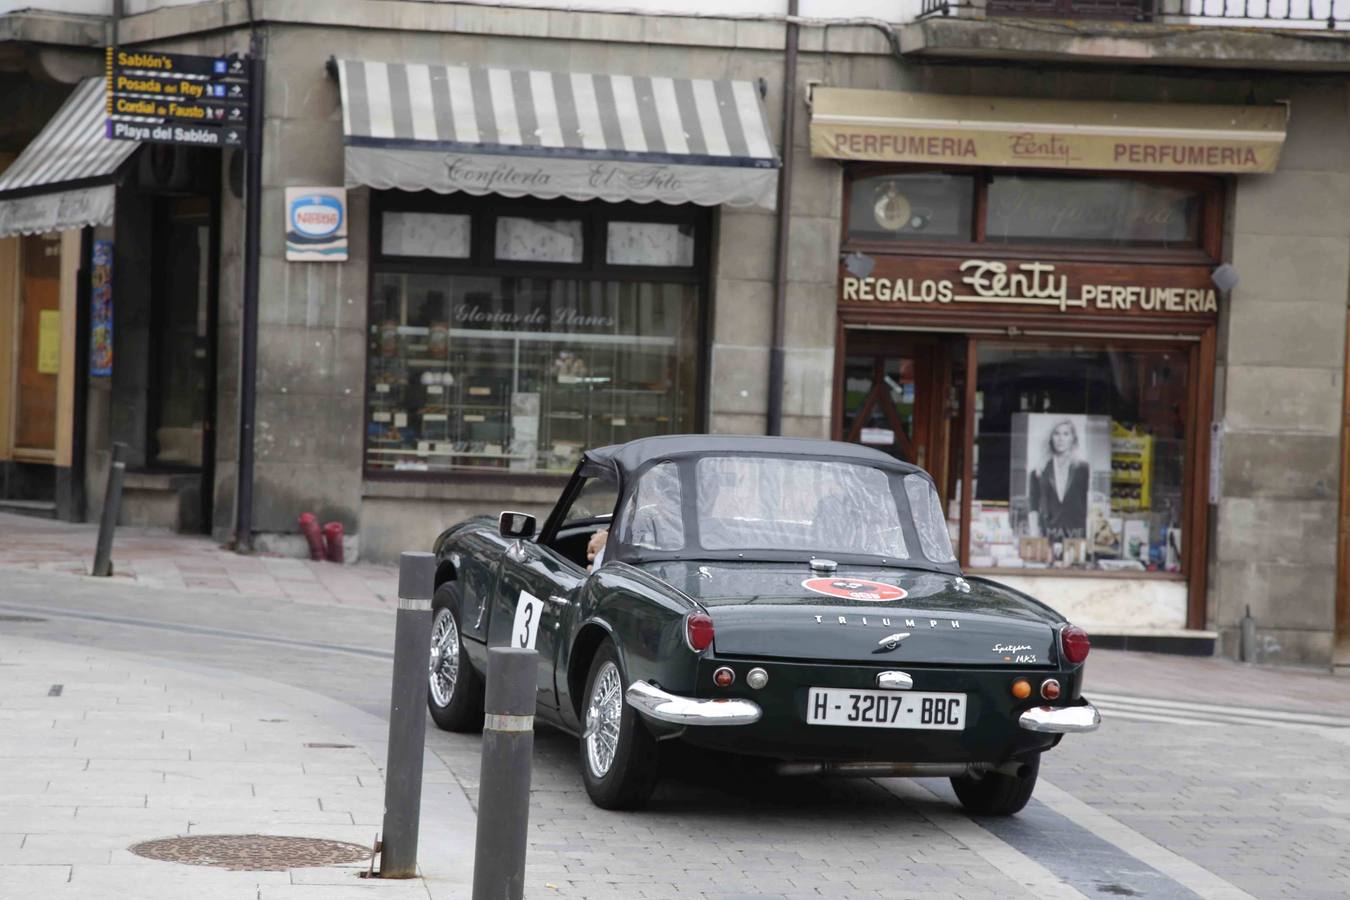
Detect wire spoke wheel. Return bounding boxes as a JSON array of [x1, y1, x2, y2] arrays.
[[428, 608, 460, 708], [584, 661, 623, 778]]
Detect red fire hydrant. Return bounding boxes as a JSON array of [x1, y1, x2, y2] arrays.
[[298, 512, 325, 561], [322, 521, 345, 564]]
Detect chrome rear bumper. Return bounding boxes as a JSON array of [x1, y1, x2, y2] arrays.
[[626, 680, 762, 726], [1018, 702, 1101, 734]]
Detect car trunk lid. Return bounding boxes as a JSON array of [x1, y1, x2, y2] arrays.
[[639, 561, 1060, 666]]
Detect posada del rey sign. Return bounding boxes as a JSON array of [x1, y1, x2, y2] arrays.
[[841, 257, 1219, 318]]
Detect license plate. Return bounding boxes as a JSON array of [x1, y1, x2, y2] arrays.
[[806, 688, 966, 730]]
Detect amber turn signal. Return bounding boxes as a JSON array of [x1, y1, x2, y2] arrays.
[[1011, 678, 1032, 700], [1040, 678, 1061, 700]]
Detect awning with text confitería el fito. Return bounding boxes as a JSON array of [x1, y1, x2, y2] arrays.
[[336, 60, 781, 210]]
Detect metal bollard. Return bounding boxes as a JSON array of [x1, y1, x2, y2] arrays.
[[378, 551, 435, 878], [91, 442, 126, 577], [471, 647, 537, 900]]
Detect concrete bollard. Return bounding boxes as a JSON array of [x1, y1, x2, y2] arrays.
[[91, 442, 126, 577], [472, 647, 537, 900], [378, 551, 435, 878]]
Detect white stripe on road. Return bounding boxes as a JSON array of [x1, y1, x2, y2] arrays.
[[1034, 779, 1258, 900], [1097, 707, 1223, 727], [877, 778, 1087, 899], [1092, 692, 1350, 726]]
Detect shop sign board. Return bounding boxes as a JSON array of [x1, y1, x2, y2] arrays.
[[105, 47, 250, 148], [285, 188, 348, 261], [839, 256, 1219, 318], [810, 88, 1287, 175]]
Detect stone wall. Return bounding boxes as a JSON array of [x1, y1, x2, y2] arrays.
[[1215, 82, 1350, 666]]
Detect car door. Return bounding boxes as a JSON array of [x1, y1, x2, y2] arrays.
[[491, 546, 584, 711], [487, 475, 617, 711]]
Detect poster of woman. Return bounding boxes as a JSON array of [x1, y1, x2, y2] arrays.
[[1010, 413, 1111, 548]]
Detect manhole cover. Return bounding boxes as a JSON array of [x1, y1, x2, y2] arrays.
[[128, 835, 371, 871], [0, 614, 45, 622]]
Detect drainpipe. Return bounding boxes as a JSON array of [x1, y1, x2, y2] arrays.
[[235, 1, 264, 552], [766, 0, 799, 437]]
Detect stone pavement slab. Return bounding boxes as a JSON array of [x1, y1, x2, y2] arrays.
[[0, 635, 471, 900], [0, 512, 398, 609]]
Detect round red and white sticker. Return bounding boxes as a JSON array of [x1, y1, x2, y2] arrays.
[[801, 577, 908, 602]]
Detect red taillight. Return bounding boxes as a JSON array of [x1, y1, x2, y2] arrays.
[[686, 613, 714, 652], [1061, 625, 1091, 664]]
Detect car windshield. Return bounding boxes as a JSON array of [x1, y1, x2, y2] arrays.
[[695, 456, 914, 559]]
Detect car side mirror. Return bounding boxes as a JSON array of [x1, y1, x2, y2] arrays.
[[499, 511, 536, 540]]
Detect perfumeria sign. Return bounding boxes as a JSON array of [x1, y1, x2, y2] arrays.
[[840, 258, 1219, 316]]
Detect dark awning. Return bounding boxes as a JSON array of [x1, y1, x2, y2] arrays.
[[336, 60, 780, 209]]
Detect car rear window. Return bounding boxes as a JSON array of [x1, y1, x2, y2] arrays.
[[695, 457, 909, 558], [619, 461, 685, 551], [904, 473, 956, 563]]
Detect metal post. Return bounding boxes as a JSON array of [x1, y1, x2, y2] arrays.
[[472, 647, 537, 900], [766, 0, 799, 437], [92, 442, 126, 577], [234, 48, 264, 553], [379, 551, 435, 878]]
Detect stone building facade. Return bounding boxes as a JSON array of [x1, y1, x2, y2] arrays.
[[1, 0, 1347, 668]]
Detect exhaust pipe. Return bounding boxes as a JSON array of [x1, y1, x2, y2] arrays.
[[775, 761, 995, 778]]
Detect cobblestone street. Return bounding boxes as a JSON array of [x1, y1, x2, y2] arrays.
[[2, 536, 1348, 899]]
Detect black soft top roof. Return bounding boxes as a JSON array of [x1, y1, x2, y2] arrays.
[[580, 434, 925, 481]]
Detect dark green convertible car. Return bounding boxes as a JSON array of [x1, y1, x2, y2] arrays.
[[426, 435, 1100, 814]]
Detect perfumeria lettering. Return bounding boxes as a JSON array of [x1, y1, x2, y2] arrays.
[[1113, 143, 1260, 168], [832, 132, 977, 159], [840, 259, 1219, 315]]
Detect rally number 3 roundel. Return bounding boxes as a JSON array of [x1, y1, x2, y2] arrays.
[[802, 577, 907, 602]]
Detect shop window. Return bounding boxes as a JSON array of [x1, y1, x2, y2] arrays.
[[985, 175, 1203, 248], [970, 343, 1188, 573], [846, 173, 974, 243], [495, 216, 585, 263], [606, 222, 695, 267], [367, 200, 704, 478], [381, 212, 470, 258]]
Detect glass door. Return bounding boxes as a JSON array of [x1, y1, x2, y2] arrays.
[[839, 331, 968, 544]]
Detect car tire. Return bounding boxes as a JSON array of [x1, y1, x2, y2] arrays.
[[427, 584, 485, 733], [950, 753, 1040, 816], [579, 639, 660, 810]]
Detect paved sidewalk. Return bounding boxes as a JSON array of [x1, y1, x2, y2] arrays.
[[0, 634, 474, 899], [0, 513, 398, 609]]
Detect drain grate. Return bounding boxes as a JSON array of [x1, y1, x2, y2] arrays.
[[0, 614, 46, 623], [128, 835, 371, 871]]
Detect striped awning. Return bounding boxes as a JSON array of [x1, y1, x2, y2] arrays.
[[0, 77, 139, 237], [337, 60, 780, 209]]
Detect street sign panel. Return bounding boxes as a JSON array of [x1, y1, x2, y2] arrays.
[[105, 47, 251, 147], [110, 49, 248, 81], [105, 119, 247, 148], [110, 95, 246, 124]]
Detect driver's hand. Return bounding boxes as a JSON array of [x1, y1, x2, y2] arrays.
[[587, 529, 609, 563]]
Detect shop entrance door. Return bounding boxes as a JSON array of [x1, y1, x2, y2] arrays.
[[838, 331, 967, 509], [13, 233, 62, 457], [147, 195, 216, 531]]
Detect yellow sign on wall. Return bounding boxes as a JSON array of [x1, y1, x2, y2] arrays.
[[37, 308, 60, 374]]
